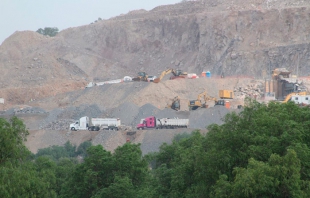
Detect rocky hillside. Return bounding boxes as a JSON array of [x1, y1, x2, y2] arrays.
[[1, 0, 310, 106]]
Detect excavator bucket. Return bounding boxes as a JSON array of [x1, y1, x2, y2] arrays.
[[153, 78, 161, 83]]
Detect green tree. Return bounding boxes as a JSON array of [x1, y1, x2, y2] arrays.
[[149, 100, 310, 197], [36, 141, 76, 160], [0, 116, 30, 165], [36, 27, 59, 37], [76, 141, 92, 157], [61, 143, 149, 198]]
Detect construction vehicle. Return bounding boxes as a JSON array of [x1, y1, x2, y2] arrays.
[[167, 96, 181, 111], [153, 69, 187, 83], [70, 116, 121, 131], [283, 91, 307, 103], [189, 91, 226, 110], [132, 72, 148, 82], [219, 90, 234, 99], [188, 91, 208, 110], [136, 116, 189, 129], [289, 95, 310, 106]]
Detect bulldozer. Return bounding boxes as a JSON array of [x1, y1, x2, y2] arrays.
[[167, 96, 181, 111], [132, 72, 148, 82], [153, 69, 187, 83], [188, 91, 226, 110]]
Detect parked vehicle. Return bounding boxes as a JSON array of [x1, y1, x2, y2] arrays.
[[70, 116, 121, 131], [147, 75, 157, 82], [136, 116, 189, 129]]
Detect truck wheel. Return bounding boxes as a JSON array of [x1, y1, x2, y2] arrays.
[[71, 127, 75, 131]]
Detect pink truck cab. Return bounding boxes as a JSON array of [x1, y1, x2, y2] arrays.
[[136, 116, 156, 130], [136, 116, 189, 130]]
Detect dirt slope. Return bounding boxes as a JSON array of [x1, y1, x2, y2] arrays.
[[1, 0, 310, 107], [1, 0, 310, 154]]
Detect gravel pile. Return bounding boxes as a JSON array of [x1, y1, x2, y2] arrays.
[[58, 104, 103, 120], [43, 119, 75, 131], [3, 107, 46, 115], [189, 106, 230, 129], [109, 102, 140, 126]]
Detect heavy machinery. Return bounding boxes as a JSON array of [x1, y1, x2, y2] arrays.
[[283, 91, 307, 103], [188, 91, 208, 110], [188, 91, 226, 110], [153, 69, 187, 83], [132, 72, 148, 82], [219, 90, 234, 99], [167, 96, 181, 111], [289, 95, 310, 106]]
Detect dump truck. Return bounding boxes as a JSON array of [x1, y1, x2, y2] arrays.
[[219, 90, 234, 99], [70, 116, 121, 131], [136, 116, 189, 129]]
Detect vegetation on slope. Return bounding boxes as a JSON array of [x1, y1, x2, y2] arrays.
[[1, 99, 310, 197]]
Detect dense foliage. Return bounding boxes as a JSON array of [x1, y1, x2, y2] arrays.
[[1, 100, 310, 197], [36, 27, 59, 37]]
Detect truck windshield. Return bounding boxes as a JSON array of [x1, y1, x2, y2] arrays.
[[140, 119, 145, 124]]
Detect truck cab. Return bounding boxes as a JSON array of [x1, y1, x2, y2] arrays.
[[136, 116, 156, 129], [70, 116, 89, 131]]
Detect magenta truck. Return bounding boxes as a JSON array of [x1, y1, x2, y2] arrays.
[[136, 116, 189, 130]]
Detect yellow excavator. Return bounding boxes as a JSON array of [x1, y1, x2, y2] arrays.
[[188, 91, 226, 110], [188, 91, 208, 110], [153, 69, 187, 83], [166, 96, 181, 111], [132, 72, 148, 82]]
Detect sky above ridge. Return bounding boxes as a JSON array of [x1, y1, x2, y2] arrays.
[[0, 0, 180, 44]]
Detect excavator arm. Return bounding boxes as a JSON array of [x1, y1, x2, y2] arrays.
[[153, 69, 173, 83]]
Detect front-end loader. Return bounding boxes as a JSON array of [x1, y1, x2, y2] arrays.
[[167, 96, 181, 111], [132, 72, 148, 82]]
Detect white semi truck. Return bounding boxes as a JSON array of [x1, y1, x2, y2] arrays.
[[70, 116, 121, 131]]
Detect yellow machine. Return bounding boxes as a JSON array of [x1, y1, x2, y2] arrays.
[[219, 90, 234, 99], [167, 96, 181, 111], [188, 91, 208, 110], [153, 69, 187, 83], [189, 91, 226, 110], [283, 91, 307, 103], [132, 72, 148, 82]]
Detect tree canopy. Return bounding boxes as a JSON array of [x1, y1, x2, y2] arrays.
[[36, 27, 59, 37], [2, 100, 310, 197]]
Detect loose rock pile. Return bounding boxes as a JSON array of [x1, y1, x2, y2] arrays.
[[234, 80, 264, 100]]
